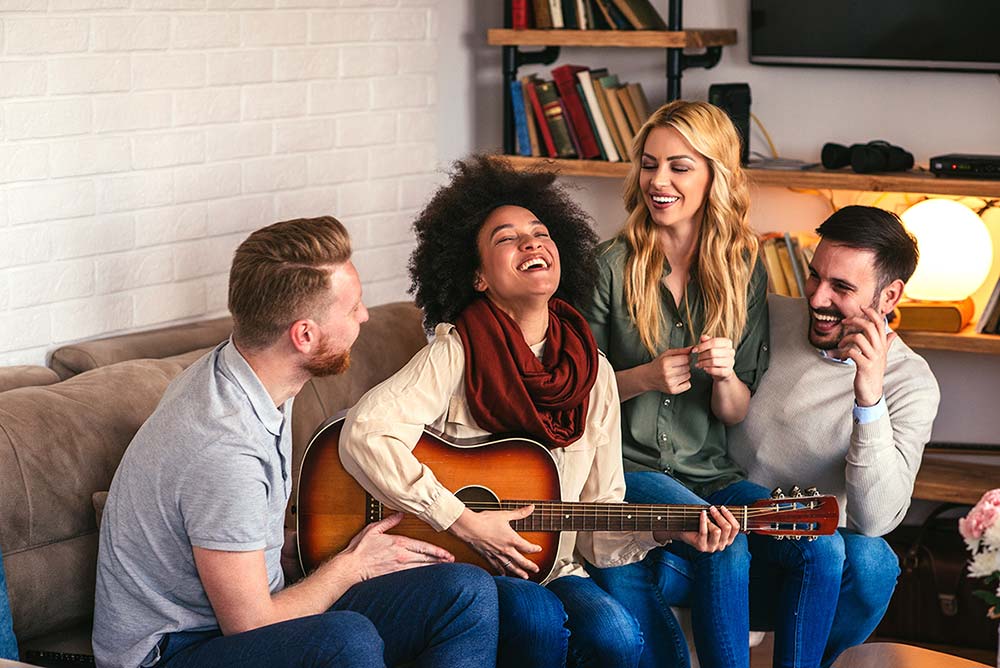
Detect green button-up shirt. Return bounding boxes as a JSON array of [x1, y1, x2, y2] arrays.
[[581, 238, 771, 497]]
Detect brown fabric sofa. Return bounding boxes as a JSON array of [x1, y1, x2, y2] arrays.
[[0, 302, 428, 664]]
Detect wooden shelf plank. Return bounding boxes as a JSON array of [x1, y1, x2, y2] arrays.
[[499, 156, 1000, 197], [487, 28, 737, 49], [898, 327, 1000, 355], [913, 454, 1000, 504]]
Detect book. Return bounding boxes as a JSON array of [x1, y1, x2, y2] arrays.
[[592, 0, 631, 29], [616, 85, 642, 134], [783, 231, 807, 297], [609, 0, 667, 30], [577, 82, 607, 160], [548, 0, 564, 28], [599, 75, 634, 158], [523, 76, 557, 157], [511, 0, 530, 30], [775, 240, 801, 298], [896, 299, 975, 333], [760, 236, 789, 296], [535, 80, 578, 158], [559, 98, 583, 157], [575, 69, 619, 162], [520, 77, 542, 156], [551, 64, 601, 159], [532, 0, 552, 28], [561, 0, 578, 28], [509, 79, 532, 157], [977, 277, 1000, 334], [588, 0, 614, 29], [589, 70, 626, 160], [577, 0, 591, 29], [626, 82, 651, 126]]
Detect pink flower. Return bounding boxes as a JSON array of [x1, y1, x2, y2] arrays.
[[959, 490, 1000, 542]]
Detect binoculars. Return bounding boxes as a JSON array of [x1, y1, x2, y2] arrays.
[[821, 140, 914, 174]]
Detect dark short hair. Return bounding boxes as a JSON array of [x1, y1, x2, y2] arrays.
[[408, 155, 599, 330], [815, 205, 919, 292], [229, 216, 351, 349]]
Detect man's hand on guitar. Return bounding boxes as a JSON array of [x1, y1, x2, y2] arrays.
[[337, 513, 455, 583], [669, 505, 741, 553], [449, 506, 542, 579]]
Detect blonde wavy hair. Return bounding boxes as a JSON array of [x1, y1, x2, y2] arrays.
[[618, 100, 758, 355]]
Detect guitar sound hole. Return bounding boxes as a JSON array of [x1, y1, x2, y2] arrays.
[[454, 485, 502, 511]]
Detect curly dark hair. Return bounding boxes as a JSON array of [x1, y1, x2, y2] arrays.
[[408, 155, 599, 331]]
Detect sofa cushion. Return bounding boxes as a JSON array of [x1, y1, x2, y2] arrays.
[[0, 359, 190, 643], [0, 367, 59, 393], [48, 317, 232, 379]]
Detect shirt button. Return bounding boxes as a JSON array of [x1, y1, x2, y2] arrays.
[[663, 398, 671, 406], [663, 467, 673, 474], [763, 344, 769, 351], [675, 321, 683, 328], [659, 433, 668, 442]]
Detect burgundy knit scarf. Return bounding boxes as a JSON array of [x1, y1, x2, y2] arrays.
[[454, 297, 599, 448]]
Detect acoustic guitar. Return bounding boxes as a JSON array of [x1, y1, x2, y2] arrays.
[[297, 417, 839, 584]]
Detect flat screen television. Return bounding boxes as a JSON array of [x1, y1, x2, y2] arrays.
[[749, 1, 1000, 73]]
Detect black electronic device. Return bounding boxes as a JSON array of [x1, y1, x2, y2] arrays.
[[930, 154, 1000, 179], [708, 83, 751, 165], [821, 140, 914, 174], [750, 0, 1000, 73]]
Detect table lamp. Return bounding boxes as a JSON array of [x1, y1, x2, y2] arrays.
[[897, 198, 993, 332]]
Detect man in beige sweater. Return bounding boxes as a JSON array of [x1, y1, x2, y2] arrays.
[[729, 205, 940, 667]]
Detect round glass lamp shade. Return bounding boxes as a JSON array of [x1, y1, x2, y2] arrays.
[[901, 199, 993, 301]]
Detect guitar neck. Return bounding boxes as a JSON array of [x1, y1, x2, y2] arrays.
[[500, 500, 746, 533]]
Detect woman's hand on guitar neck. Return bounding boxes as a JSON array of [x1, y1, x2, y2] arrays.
[[449, 506, 542, 579], [658, 505, 741, 553]]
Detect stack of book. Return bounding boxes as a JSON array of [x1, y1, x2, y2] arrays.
[[512, 0, 668, 30], [759, 232, 817, 298], [977, 278, 1000, 335], [510, 65, 652, 162]]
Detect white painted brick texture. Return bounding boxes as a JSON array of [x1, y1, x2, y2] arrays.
[[0, 2, 440, 365]]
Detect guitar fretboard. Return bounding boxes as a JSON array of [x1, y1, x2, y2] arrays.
[[501, 500, 742, 532]]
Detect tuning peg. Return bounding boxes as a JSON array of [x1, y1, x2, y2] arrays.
[[774, 535, 785, 540], [806, 486, 820, 496], [770, 487, 784, 499], [807, 536, 817, 542], [791, 535, 801, 541], [790, 485, 803, 497]]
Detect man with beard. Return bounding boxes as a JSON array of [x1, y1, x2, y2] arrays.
[[728, 205, 940, 667], [94, 217, 499, 668]]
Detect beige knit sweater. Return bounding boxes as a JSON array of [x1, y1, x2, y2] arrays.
[[728, 294, 940, 536]]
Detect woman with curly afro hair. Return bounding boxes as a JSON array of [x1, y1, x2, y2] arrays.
[[340, 156, 722, 667]]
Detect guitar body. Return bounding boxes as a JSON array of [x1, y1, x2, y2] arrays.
[[297, 417, 563, 583]]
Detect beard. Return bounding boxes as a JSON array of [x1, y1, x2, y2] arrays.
[[807, 295, 882, 351], [301, 335, 351, 377]]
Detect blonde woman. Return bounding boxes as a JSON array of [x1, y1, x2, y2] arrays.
[[581, 101, 844, 668]]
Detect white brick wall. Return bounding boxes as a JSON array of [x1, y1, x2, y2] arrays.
[[0, 2, 439, 366]]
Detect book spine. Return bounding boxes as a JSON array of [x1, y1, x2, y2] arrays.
[[548, 0, 564, 28], [512, 0, 529, 30], [615, 85, 642, 134], [521, 78, 542, 156], [576, 71, 619, 162], [559, 98, 583, 158], [532, 0, 552, 28], [783, 231, 807, 297], [524, 79, 558, 157], [552, 66, 601, 158], [535, 80, 577, 158], [577, 82, 607, 160], [775, 242, 801, 298], [509, 79, 532, 157], [761, 237, 789, 295], [599, 79, 632, 158]]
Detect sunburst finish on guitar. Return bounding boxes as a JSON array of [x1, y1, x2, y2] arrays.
[[297, 417, 839, 584]]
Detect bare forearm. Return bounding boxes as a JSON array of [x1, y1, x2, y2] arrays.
[[615, 365, 651, 402], [710, 375, 750, 425]]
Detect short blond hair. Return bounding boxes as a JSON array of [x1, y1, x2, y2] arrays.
[[228, 216, 351, 349]]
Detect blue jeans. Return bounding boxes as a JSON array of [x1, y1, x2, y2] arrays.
[[497, 574, 643, 668], [160, 563, 498, 668], [594, 473, 844, 668], [0, 550, 17, 661]]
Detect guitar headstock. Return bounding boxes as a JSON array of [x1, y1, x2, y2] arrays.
[[743, 487, 840, 539]]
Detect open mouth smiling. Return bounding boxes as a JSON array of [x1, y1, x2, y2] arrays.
[[518, 257, 549, 271]]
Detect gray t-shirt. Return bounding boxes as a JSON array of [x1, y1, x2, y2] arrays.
[[93, 340, 292, 668]]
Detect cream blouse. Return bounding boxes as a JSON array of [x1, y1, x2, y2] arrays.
[[340, 323, 661, 584]]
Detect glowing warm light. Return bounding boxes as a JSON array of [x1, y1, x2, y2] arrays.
[[901, 199, 993, 301]]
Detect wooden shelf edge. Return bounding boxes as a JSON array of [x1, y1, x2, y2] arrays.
[[500, 156, 1000, 197], [487, 28, 737, 49], [897, 327, 1000, 355], [913, 456, 1000, 504]]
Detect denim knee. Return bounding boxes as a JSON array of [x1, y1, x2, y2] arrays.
[[308, 611, 384, 667], [845, 535, 899, 613], [696, 532, 750, 573], [794, 530, 846, 578], [439, 563, 500, 618]]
